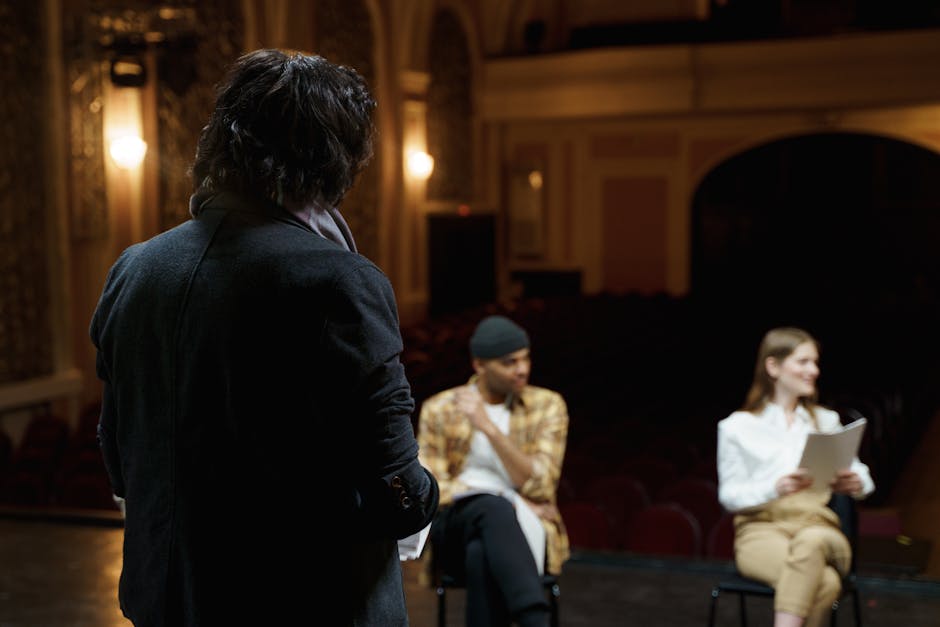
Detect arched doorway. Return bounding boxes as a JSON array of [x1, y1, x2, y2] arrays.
[[693, 133, 940, 375], [692, 133, 940, 498]]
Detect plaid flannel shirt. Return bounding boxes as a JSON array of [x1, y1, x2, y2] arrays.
[[417, 378, 570, 574]]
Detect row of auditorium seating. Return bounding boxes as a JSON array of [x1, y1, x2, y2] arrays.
[[400, 292, 926, 559], [0, 404, 116, 511], [402, 293, 918, 497], [0, 292, 925, 561], [559, 500, 735, 559], [557, 474, 726, 556]]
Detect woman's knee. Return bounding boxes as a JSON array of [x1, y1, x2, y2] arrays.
[[790, 526, 850, 570], [816, 566, 842, 606]]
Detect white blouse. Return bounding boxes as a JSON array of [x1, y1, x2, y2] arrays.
[[717, 402, 875, 513]]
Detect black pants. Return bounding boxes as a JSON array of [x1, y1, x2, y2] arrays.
[[431, 494, 549, 627]]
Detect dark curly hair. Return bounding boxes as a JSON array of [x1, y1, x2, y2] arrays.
[[191, 49, 376, 207]]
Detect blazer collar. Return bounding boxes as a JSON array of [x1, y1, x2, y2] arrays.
[[189, 189, 356, 252]]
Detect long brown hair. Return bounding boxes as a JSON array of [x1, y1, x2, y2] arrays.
[[742, 327, 820, 422]]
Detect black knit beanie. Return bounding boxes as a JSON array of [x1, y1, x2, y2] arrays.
[[469, 315, 530, 359]]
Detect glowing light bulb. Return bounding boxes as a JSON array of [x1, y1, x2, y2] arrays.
[[528, 170, 543, 189], [109, 135, 148, 169], [406, 150, 434, 180]]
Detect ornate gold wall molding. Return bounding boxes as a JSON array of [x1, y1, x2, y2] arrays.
[[62, 1, 243, 235], [156, 1, 243, 230], [315, 0, 380, 261], [0, 2, 53, 383], [427, 8, 473, 203]]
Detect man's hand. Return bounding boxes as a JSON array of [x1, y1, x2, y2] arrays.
[[455, 384, 535, 487], [775, 469, 813, 496], [830, 469, 863, 496], [520, 497, 560, 522], [455, 385, 495, 436]]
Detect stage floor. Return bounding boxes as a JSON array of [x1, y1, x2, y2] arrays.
[[1, 518, 938, 626]]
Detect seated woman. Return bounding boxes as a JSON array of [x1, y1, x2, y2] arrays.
[[717, 327, 874, 627]]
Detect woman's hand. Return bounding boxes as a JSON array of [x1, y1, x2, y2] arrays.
[[775, 469, 813, 496], [830, 469, 863, 496]]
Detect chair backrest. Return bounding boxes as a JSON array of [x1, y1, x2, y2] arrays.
[[827, 493, 859, 571], [624, 503, 702, 557], [705, 511, 735, 560], [560, 451, 608, 485], [559, 501, 613, 551], [617, 455, 679, 501], [584, 475, 650, 547], [657, 477, 723, 540], [571, 434, 629, 465]]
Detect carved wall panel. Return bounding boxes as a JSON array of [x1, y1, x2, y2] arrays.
[[314, 0, 380, 261], [64, 1, 243, 232], [156, 1, 243, 230], [0, 2, 53, 383], [427, 9, 473, 202], [62, 2, 111, 242]]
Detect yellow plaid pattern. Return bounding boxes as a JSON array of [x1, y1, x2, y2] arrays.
[[417, 378, 570, 574]]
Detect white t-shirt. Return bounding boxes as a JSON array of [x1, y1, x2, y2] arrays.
[[456, 402, 513, 492], [453, 401, 547, 573]]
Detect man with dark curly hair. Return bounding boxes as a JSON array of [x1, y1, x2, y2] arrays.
[[91, 49, 438, 627]]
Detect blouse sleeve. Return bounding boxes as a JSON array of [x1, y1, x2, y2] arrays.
[[817, 409, 876, 499], [717, 417, 780, 512]]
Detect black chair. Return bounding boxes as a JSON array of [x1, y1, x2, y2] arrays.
[[706, 494, 862, 627], [434, 572, 560, 627]]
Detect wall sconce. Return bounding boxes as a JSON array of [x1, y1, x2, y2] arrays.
[[406, 150, 434, 180], [109, 134, 148, 169], [528, 170, 543, 190], [110, 54, 148, 87]]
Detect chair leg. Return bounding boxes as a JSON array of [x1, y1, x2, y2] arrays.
[[436, 585, 446, 627], [707, 587, 720, 627], [852, 588, 862, 627], [738, 592, 748, 627], [548, 582, 561, 627], [831, 599, 839, 627]]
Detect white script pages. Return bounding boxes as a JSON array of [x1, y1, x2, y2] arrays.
[[798, 418, 867, 493]]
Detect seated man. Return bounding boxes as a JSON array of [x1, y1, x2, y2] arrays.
[[418, 315, 570, 627]]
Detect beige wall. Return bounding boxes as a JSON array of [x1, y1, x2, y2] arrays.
[[482, 29, 940, 297]]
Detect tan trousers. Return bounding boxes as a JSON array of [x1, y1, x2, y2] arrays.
[[734, 493, 851, 627]]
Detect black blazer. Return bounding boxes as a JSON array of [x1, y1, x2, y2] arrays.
[[91, 192, 438, 627]]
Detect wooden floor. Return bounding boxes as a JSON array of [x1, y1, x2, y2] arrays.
[[0, 518, 938, 627]]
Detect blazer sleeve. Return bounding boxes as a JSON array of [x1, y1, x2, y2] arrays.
[[95, 358, 125, 499], [322, 262, 439, 539], [90, 266, 125, 499]]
